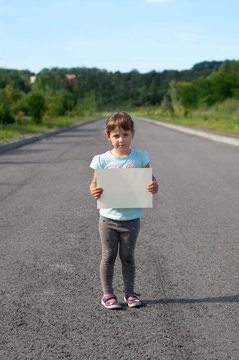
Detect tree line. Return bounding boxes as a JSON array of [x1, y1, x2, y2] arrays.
[[1, 59, 238, 125]]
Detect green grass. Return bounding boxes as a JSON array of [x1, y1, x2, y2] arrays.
[[0, 113, 104, 144], [133, 101, 239, 137], [1, 101, 239, 144]]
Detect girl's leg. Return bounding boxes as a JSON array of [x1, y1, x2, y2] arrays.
[[119, 218, 140, 294], [98, 216, 119, 295]]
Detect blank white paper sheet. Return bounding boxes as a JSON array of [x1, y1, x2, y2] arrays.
[[96, 168, 153, 209]]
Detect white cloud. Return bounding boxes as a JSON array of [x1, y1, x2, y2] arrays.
[[146, 0, 174, 3]]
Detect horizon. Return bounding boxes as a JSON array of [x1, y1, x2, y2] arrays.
[[0, 58, 234, 75]]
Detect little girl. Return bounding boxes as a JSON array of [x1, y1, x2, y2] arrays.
[[90, 112, 158, 309]]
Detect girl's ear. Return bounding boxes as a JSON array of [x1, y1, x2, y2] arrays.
[[104, 131, 109, 140], [105, 134, 111, 143]]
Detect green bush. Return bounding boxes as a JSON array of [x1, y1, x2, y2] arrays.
[[0, 91, 15, 124], [27, 92, 46, 124], [212, 98, 239, 115]]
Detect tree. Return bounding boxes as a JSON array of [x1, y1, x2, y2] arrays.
[[27, 92, 46, 123], [0, 90, 14, 124], [161, 94, 174, 114]]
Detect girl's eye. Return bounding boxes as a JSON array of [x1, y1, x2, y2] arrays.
[[112, 132, 130, 138]]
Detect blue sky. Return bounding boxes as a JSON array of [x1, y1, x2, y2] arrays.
[[0, 0, 239, 73]]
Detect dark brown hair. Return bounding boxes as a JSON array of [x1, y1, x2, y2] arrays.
[[105, 112, 135, 137]]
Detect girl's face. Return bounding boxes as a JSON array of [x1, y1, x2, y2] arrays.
[[107, 126, 134, 155]]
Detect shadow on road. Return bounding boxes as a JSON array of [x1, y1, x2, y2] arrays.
[[142, 295, 239, 306]]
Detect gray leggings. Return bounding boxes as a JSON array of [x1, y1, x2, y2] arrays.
[[98, 216, 140, 295]]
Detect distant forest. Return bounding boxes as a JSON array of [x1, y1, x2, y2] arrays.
[[1, 60, 239, 124]]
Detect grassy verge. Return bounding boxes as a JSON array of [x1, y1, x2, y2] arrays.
[[0, 113, 105, 144], [135, 111, 239, 136], [1, 101, 239, 144], [133, 99, 239, 137]]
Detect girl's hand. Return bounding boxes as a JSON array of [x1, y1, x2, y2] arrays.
[[90, 186, 103, 200], [90, 171, 103, 200], [147, 180, 158, 194]]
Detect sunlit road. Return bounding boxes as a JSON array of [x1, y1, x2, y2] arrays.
[[1, 118, 239, 359]]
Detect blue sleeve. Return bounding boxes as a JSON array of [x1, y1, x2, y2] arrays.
[[141, 150, 150, 167], [90, 154, 105, 169], [90, 155, 100, 170]]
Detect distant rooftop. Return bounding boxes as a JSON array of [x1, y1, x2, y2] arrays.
[[65, 74, 80, 80]]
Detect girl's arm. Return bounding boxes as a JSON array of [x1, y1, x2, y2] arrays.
[[145, 163, 158, 194], [90, 171, 103, 199]]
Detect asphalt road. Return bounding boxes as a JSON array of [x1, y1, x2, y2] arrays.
[[1, 118, 239, 360]]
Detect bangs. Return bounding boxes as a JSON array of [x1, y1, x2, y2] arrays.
[[107, 118, 131, 132], [106, 112, 134, 135]]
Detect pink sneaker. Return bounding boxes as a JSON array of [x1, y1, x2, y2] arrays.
[[101, 294, 122, 310], [124, 293, 141, 308]]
